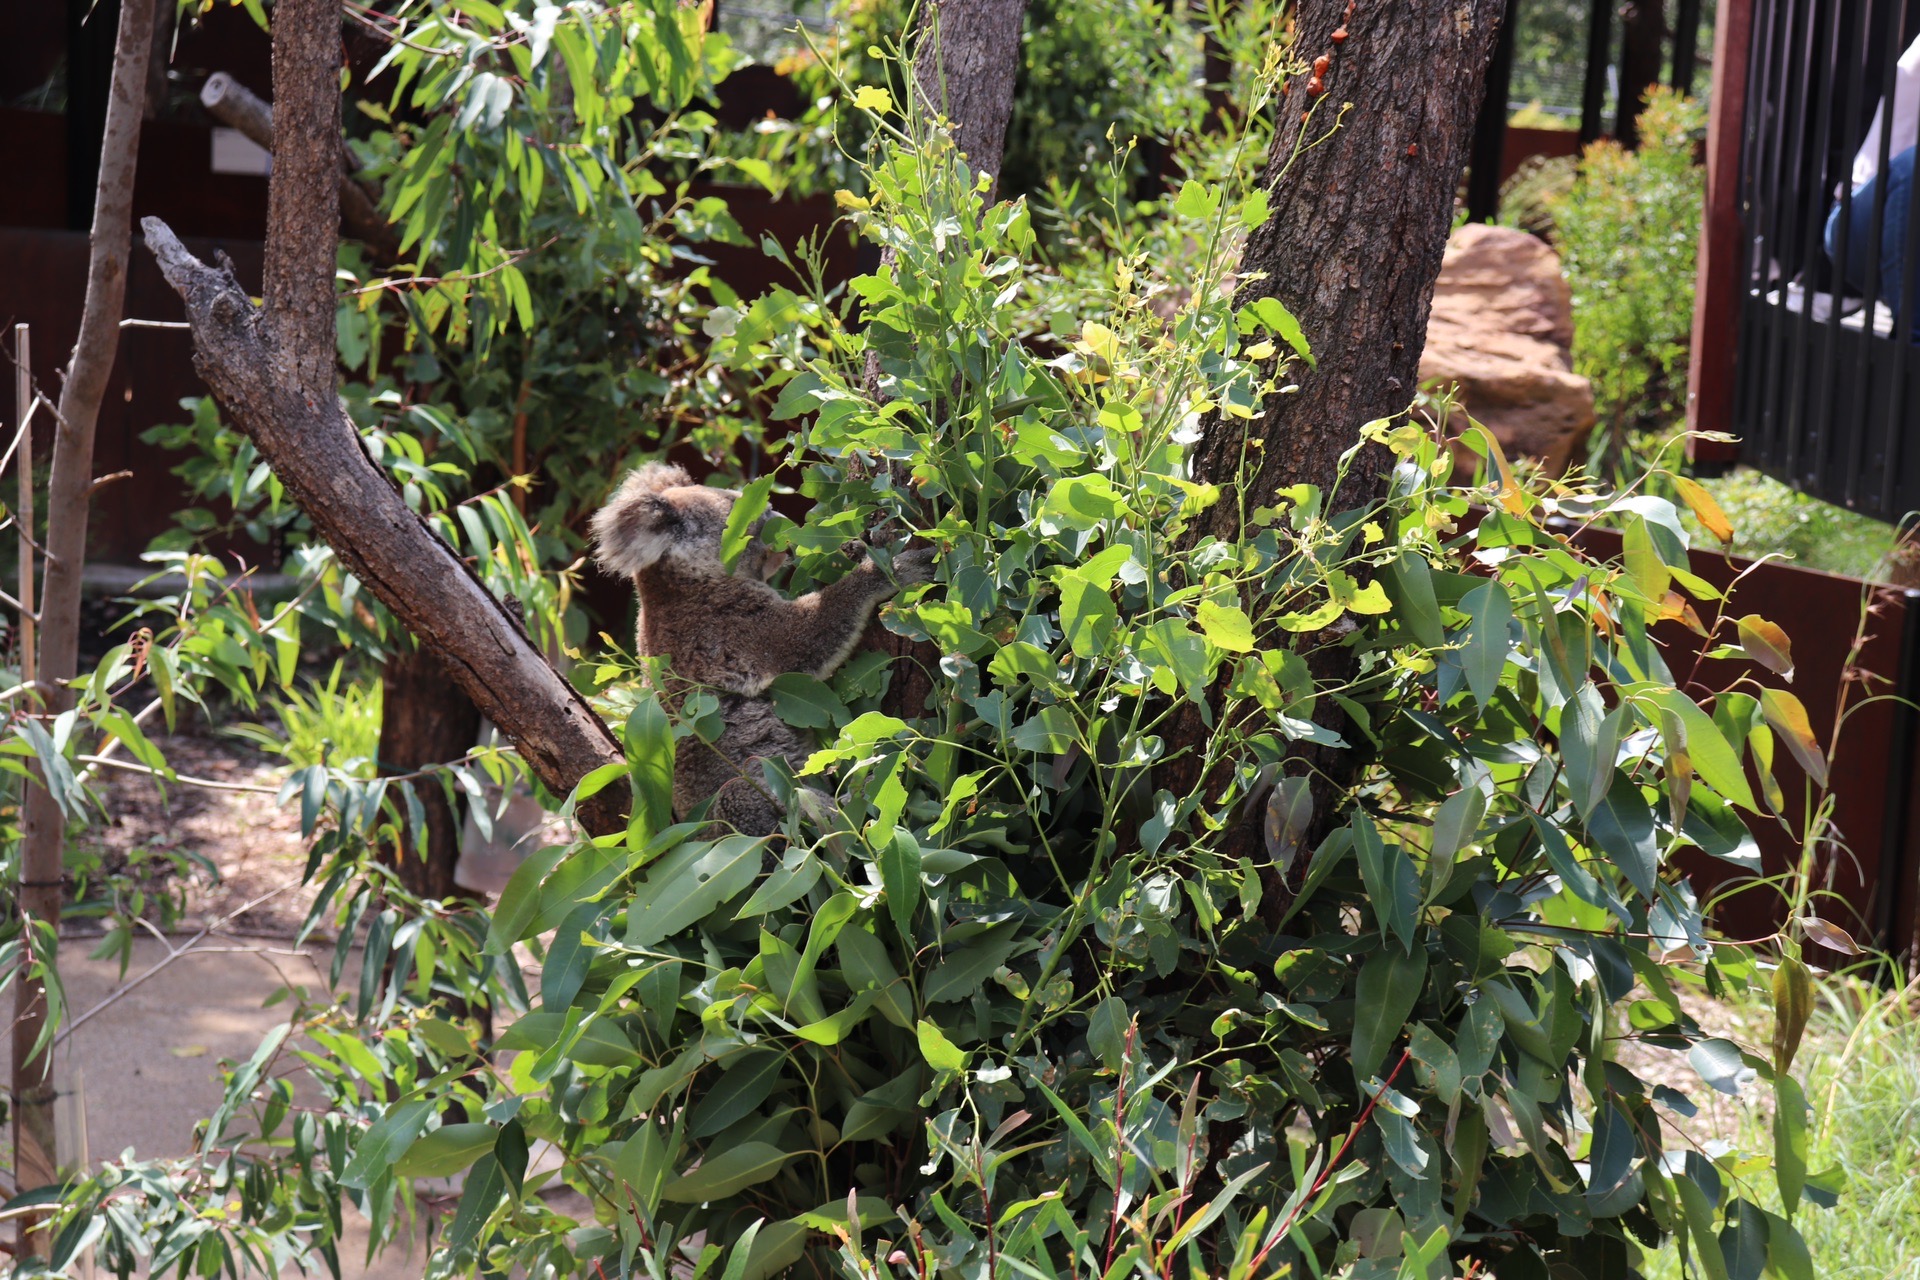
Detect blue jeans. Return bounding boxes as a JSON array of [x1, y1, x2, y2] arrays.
[[1827, 146, 1917, 319]]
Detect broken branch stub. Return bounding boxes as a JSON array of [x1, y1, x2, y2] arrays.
[[140, 216, 630, 837]]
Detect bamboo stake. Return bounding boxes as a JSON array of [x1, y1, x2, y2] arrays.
[[16, 323, 32, 691]]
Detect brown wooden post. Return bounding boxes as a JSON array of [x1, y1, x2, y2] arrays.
[[1686, 0, 1755, 464]]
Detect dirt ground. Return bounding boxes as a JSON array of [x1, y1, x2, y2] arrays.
[[81, 729, 322, 937]]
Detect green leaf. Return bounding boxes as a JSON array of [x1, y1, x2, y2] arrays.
[[1647, 689, 1758, 811], [1459, 581, 1510, 710], [615, 1122, 677, 1217], [1173, 178, 1220, 220], [722, 476, 775, 572], [1351, 947, 1426, 1081], [1587, 1103, 1636, 1200], [1196, 599, 1256, 653], [1087, 996, 1129, 1070], [838, 926, 913, 1028], [1560, 682, 1623, 819], [1426, 784, 1484, 899], [625, 694, 676, 838], [1383, 555, 1444, 648], [340, 1099, 435, 1190], [1689, 1038, 1753, 1096], [1586, 774, 1658, 898], [916, 1019, 969, 1074], [660, 1142, 796, 1203], [922, 922, 1023, 1004], [445, 1152, 509, 1255], [879, 827, 921, 942], [1770, 955, 1813, 1074], [1353, 813, 1418, 950], [1239, 296, 1315, 367], [689, 1050, 784, 1138], [1057, 574, 1119, 658], [1623, 515, 1672, 604], [736, 848, 822, 918], [1772, 1072, 1808, 1216], [1036, 473, 1127, 531], [625, 835, 767, 947], [769, 673, 847, 730], [395, 1123, 496, 1179], [1676, 1174, 1731, 1280], [1762, 1210, 1814, 1280]]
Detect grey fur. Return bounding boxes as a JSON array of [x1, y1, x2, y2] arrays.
[[592, 466, 935, 836]]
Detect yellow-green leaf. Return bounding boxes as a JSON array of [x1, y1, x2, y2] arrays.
[[1196, 600, 1256, 652], [1770, 954, 1813, 1073], [1675, 475, 1735, 544], [1736, 615, 1794, 680], [1759, 688, 1827, 787]]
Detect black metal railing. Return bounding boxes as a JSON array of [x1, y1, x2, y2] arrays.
[[1736, 0, 1920, 522]]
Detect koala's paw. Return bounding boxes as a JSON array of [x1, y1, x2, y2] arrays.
[[892, 546, 938, 588]]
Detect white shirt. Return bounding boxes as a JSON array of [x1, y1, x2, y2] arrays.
[[1853, 34, 1920, 189]]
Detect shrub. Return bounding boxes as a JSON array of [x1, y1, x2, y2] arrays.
[[51, 46, 1831, 1280], [1551, 88, 1706, 472]]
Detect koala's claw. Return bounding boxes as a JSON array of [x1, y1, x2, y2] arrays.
[[892, 546, 938, 587]]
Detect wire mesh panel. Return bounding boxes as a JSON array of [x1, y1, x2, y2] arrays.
[[1735, 0, 1920, 521]]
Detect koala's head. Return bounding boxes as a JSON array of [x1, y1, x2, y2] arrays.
[[591, 463, 782, 581]]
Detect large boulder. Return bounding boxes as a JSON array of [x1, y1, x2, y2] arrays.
[[1420, 223, 1596, 475]]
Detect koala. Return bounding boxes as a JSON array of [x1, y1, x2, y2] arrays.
[[591, 462, 934, 837]]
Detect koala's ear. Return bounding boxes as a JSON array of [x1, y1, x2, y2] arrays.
[[591, 473, 684, 577]]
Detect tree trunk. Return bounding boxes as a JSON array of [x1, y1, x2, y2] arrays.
[[1615, 0, 1669, 149], [1161, 0, 1506, 883], [909, 0, 1028, 195], [13, 0, 153, 1247], [198, 71, 400, 262], [872, 0, 1028, 720], [142, 0, 629, 836], [378, 648, 484, 901]]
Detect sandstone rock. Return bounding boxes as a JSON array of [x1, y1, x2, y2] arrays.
[[1421, 223, 1597, 475]]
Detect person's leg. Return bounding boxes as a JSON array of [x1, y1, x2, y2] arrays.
[[1831, 171, 1880, 294], [1877, 147, 1917, 322]]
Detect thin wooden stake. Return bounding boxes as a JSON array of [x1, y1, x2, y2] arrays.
[[16, 323, 33, 690]]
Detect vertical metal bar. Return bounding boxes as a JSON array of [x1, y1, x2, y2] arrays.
[[1580, 0, 1613, 144], [1783, 0, 1845, 491], [13, 323, 31, 693], [1755, 0, 1810, 473], [1734, 0, 1785, 461], [1840, 0, 1894, 506], [1466, 0, 1520, 222], [1875, 0, 1918, 517], [1673, 0, 1703, 93]]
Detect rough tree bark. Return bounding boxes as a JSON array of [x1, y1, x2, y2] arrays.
[[378, 649, 484, 900], [200, 68, 475, 889], [13, 0, 154, 1246], [908, 0, 1028, 195], [143, 0, 629, 836], [1162, 0, 1506, 883], [871, 0, 1028, 719]]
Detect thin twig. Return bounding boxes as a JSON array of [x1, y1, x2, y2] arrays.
[[53, 881, 301, 1048], [117, 318, 192, 330], [72, 696, 164, 785], [75, 753, 281, 794]]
